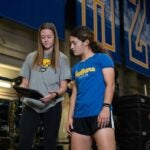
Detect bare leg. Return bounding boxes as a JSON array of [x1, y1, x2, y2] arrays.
[[71, 132, 92, 150], [94, 128, 116, 150]]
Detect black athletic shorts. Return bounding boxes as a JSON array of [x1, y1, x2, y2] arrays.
[[72, 112, 114, 136]]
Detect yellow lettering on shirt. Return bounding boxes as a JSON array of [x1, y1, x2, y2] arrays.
[[75, 67, 96, 77]]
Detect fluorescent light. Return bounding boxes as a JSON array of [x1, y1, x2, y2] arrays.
[[0, 80, 12, 88], [0, 63, 20, 71]]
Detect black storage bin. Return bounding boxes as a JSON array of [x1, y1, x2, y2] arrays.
[[115, 94, 150, 150]]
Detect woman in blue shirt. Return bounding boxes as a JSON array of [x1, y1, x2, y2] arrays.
[[67, 26, 116, 150]]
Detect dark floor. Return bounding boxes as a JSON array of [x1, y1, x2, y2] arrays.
[[0, 137, 66, 150], [0, 136, 70, 150], [0, 136, 17, 150], [0, 131, 69, 150], [0, 121, 69, 150]]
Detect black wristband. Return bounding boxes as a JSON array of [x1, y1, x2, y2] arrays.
[[103, 103, 111, 108]]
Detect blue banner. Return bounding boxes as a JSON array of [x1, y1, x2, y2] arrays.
[[76, 0, 121, 64], [124, 0, 150, 77], [0, 0, 65, 39], [76, 0, 150, 77]]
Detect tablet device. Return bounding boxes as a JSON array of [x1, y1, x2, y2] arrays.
[[13, 86, 44, 99]]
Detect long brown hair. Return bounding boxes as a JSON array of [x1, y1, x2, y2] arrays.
[[33, 23, 60, 69]]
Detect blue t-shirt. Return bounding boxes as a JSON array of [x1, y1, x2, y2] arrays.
[[72, 53, 114, 118]]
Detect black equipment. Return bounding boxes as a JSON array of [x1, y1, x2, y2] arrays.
[[115, 94, 150, 150], [0, 101, 9, 136]]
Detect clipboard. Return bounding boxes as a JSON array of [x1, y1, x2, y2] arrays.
[[13, 86, 44, 99]]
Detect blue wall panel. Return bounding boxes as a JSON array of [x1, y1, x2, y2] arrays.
[[0, 0, 65, 39]]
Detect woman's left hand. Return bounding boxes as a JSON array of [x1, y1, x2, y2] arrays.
[[97, 107, 110, 128]]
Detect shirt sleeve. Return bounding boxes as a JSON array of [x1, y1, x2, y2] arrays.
[[98, 53, 114, 68], [59, 54, 71, 81]]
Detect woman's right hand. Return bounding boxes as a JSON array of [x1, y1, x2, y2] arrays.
[[40, 92, 56, 104], [66, 117, 74, 136]]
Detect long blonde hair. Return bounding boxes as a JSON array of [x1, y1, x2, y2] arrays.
[[33, 23, 60, 70]]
